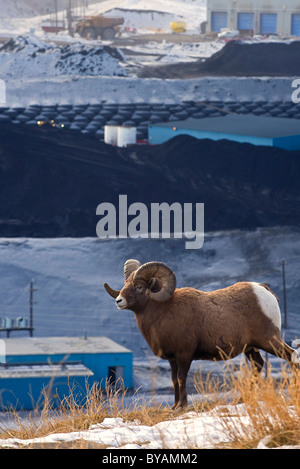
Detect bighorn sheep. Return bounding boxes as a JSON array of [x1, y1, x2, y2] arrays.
[[104, 259, 296, 409]]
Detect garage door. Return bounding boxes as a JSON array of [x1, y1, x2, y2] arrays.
[[238, 12, 254, 31], [211, 12, 228, 32], [260, 13, 277, 34], [291, 14, 300, 36]]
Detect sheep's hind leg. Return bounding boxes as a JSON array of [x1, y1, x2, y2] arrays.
[[262, 337, 297, 367], [245, 347, 264, 374]]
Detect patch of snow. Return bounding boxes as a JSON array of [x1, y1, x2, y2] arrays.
[[0, 35, 128, 79], [3, 75, 295, 108], [0, 404, 247, 449], [1, 402, 298, 449]]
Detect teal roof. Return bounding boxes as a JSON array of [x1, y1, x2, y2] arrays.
[[4, 336, 131, 356]]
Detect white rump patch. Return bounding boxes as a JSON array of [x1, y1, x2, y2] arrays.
[[251, 283, 281, 330]]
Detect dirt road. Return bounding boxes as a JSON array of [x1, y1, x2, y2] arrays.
[[0, 32, 208, 47]]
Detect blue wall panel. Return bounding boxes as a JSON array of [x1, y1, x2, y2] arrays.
[[1, 350, 133, 410], [211, 12, 228, 32], [238, 12, 254, 30], [148, 125, 273, 147], [291, 14, 300, 36], [260, 13, 277, 34], [148, 124, 300, 150], [0, 375, 89, 410], [273, 135, 300, 151]]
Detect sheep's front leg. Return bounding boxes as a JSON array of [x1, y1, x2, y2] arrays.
[[175, 357, 191, 409], [169, 359, 179, 409]]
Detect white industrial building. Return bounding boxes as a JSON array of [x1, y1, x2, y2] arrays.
[[207, 0, 300, 36]]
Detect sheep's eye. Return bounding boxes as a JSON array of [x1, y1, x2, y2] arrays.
[[136, 284, 143, 292]]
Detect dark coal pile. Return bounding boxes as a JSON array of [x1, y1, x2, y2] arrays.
[[0, 122, 299, 237], [140, 41, 300, 78]]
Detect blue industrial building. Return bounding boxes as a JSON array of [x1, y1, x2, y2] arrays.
[[0, 336, 133, 410], [148, 115, 300, 150]]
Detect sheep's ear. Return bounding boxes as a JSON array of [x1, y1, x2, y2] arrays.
[[134, 262, 176, 302], [148, 277, 162, 293], [148, 278, 156, 291]]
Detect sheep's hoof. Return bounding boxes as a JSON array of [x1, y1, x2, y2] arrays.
[[174, 407, 185, 414], [171, 403, 187, 412]]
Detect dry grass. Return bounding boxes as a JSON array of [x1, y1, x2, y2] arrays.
[[1, 361, 300, 449], [193, 360, 300, 449], [0, 380, 180, 445]]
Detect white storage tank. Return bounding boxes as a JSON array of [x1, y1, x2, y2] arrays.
[[117, 126, 137, 147], [104, 125, 118, 145], [4, 318, 13, 328]]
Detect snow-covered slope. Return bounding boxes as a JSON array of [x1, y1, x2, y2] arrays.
[[0, 227, 299, 354], [0, 0, 36, 17], [0, 0, 207, 37], [74, 0, 207, 33]]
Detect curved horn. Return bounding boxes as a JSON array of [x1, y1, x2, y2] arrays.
[[124, 259, 141, 281], [104, 283, 120, 299], [133, 261, 176, 302]]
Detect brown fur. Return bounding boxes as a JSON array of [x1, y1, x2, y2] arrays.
[[107, 275, 295, 409]]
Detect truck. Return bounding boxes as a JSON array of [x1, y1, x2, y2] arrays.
[[41, 20, 66, 34], [75, 15, 124, 40]]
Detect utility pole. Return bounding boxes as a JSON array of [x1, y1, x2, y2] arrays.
[[281, 260, 287, 329], [67, 0, 74, 37], [265, 351, 269, 379], [29, 281, 37, 337], [54, 0, 58, 33]]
